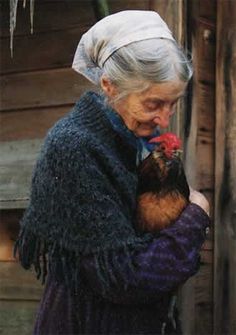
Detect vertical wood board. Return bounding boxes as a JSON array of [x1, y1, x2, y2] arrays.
[[182, 0, 216, 334], [214, 1, 236, 334]]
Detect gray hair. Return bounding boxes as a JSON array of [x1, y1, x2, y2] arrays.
[[102, 38, 192, 99]]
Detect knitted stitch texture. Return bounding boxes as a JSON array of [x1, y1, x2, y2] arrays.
[[15, 91, 153, 290]]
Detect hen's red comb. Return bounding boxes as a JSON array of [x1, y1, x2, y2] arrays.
[[149, 133, 182, 159], [149, 132, 181, 148]]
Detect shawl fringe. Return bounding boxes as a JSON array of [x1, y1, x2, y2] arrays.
[[14, 226, 152, 295]]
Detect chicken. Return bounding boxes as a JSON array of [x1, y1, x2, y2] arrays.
[[136, 132, 190, 232]]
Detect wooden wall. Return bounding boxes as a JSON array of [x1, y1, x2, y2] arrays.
[[182, 1, 216, 334], [2, 1, 234, 334], [214, 1, 236, 334], [0, 2, 97, 332]]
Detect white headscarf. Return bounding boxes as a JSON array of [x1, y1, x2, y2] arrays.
[[72, 10, 174, 85]]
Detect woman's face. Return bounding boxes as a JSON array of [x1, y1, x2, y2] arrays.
[[102, 79, 187, 137]]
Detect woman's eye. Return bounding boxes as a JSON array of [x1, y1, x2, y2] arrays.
[[145, 101, 163, 111]]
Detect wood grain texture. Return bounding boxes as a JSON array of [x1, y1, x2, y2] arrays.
[[150, 0, 185, 42], [0, 139, 42, 209], [0, 0, 149, 38], [0, 300, 39, 335], [149, 0, 187, 140], [0, 261, 43, 300], [0, 1, 96, 38], [0, 209, 23, 260], [180, 250, 213, 335], [0, 105, 71, 141], [0, 68, 94, 111], [182, 1, 216, 334], [1, 26, 89, 74], [214, 1, 236, 334]]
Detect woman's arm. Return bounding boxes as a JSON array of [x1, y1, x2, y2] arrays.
[[16, 130, 210, 305], [80, 203, 210, 304]]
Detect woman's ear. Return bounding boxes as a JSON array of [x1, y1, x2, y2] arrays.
[[100, 76, 118, 98]]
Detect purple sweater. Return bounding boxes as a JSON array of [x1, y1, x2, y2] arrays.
[[34, 207, 209, 335]]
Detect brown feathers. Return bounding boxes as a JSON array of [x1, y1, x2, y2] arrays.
[[137, 192, 188, 231]]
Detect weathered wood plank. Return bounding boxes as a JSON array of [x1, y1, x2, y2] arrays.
[[180, 249, 213, 335], [0, 106, 71, 141], [149, 0, 187, 139], [0, 0, 149, 38], [1, 26, 89, 74], [194, 250, 213, 335], [1, 0, 150, 74], [0, 68, 94, 111], [182, 1, 216, 334], [214, 1, 236, 334], [197, 82, 215, 133], [0, 261, 43, 300], [111, 0, 149, 12], [0, 0, 96, 37], [195, 251, 213, 304], [192, 20, 216, 84], [0, 139, 42, 209], [0, 300, 39, 335], [0, 209, 23, 260], [196, 134, 214, 190], [149, 0, 185, 42]]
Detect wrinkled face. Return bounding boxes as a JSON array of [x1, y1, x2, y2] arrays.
[[103, 80, 187, 137]]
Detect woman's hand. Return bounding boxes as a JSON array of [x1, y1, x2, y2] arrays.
[[189, 186, 210, 216]]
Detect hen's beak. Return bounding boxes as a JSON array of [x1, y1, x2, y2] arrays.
[[173, 149, 182, 158]]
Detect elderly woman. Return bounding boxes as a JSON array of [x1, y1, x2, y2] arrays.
[[15, 10, 210, 335]]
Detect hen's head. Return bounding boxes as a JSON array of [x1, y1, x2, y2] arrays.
[[149, 132, 182, 159]]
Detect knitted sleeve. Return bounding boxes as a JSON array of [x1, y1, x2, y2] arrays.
[[80, 203, 210, 304]]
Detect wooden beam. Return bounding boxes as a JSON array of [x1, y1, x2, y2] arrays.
[[0, 209, 23, 261], [1, 26, 89, 74], [149, 0, 187, 139], [0, 0, 149, 74], [214, 1, 236, 334], [181, 1, 216, 334], [0, 1, 96, 38], [149, 0, 186, 43], [0, 139, 42, 209], [0, 261, 43, 300], [0, 68, 94, 111], [0, 300, 39, 335], [0, 106, 71, 141]]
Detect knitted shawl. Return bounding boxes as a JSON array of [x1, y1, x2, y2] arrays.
[[15, 91, 153, 291]]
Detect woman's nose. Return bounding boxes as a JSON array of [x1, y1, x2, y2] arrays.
[[153, 104, 173, 128], [153, 116, 170, 129]]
